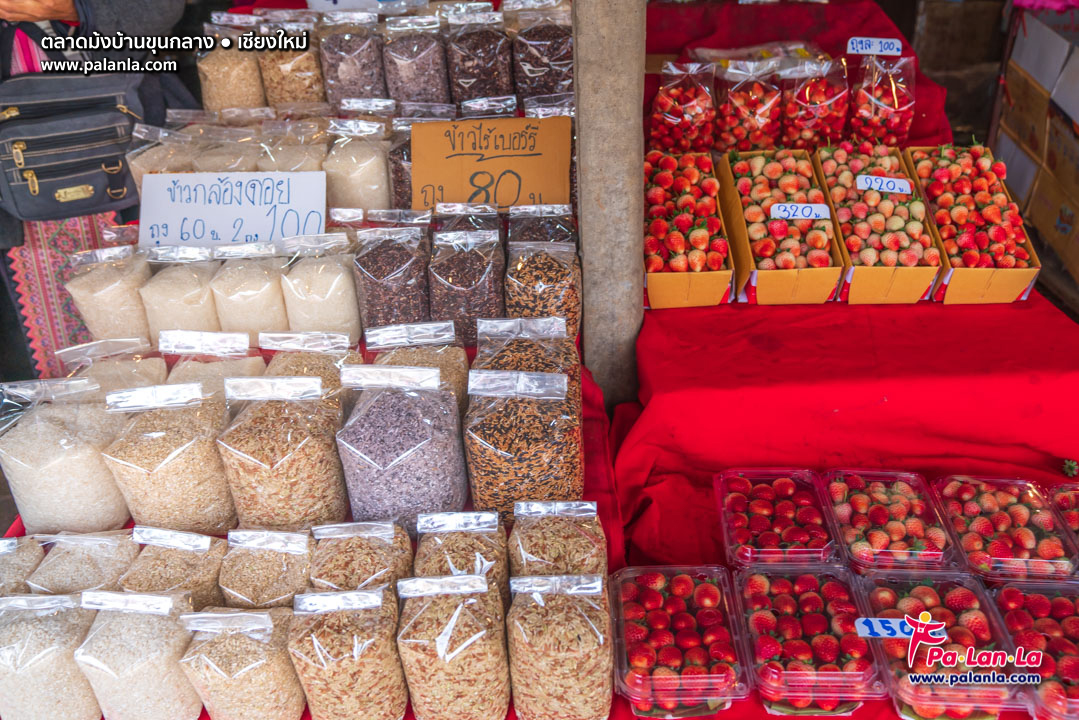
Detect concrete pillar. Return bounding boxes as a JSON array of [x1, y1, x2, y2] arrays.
[[574, 0, 646, 410]]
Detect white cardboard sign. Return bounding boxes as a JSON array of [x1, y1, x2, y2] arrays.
[[855, 175, 913, 195], [138, 172, 326, 247], [847, 37, 903, 56], [769, 203, 831, 221]]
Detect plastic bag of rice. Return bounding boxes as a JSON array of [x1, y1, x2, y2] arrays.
[[27, 531, 140, 595], [507, 575, 613, 720], [209, 244, 290, 347], [508, 501, 608, 576], [140, 246, 221, 340], [261, 331, 364, 413], [396, 575, 510, 720], [367, 321, 469, 417], [473, 317, 582, 412], [161, 330, 266, 397], [219, 530, 314, 609], [56, 337, 168, 404], [64, 246, 151, 342], [288, 589, 408, 720], [120, 527, 228, 610], [310, 520, 413, 593], [180, 607, 305, 720], [0, 537, 44, 594], [0, 594, 99, 720], [413, 511, 509, 613], [74, 591, 201, 720]]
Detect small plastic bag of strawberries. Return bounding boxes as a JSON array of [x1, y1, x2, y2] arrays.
[[713, 59, 783, 153], [849, 56, 916, 147], [648, 62, 717, 154], [778, 58, 850, 151]]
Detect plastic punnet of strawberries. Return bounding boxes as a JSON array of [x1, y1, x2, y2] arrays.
[[738, 566, 886, 714], [935, 476, 1079, 581], [824, 470, 953, 572], [849, 55, 916, 147], [717, 469, 837, 566], [729, 150, 835, 270], [865, 572, 1023, 720], [1051, 485, 1079, 535], [613, 566, 749, 719], [778, 58, 849, 151], [714, 59, 783, 153], [994, 581, 1079, 720], [819, 141, 941, 268], [911, 146, 1032, 269], [643, 150, 729, 274], [649, 63, 717, 154]]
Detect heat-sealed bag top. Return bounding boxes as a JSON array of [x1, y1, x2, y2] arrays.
[[507, 203, 576, 244], [472, 316, 581, 411], [458, 94, 518, 119], [261, 331, 364, 412], [64, 246, 152, 342], [189, 126, 263, 173]]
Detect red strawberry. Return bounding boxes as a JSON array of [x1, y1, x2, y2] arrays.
[[628, 642, 657, 669], [637, 572, 668, 591], [755, 634, 783, 662], [839, 633, 868, 659], [811, 633, 840, 663], [944, 587, 980, 612]]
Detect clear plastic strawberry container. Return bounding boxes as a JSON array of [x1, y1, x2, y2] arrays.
[[733, 563, 887, 715], [715, 468, 838, 567], [822, 470, 957, 573], [611, 565, 751, 718], [858, 569, 1028, 720], [1050, 483, 1079, 539], [988, 579, 1079, 720], [933, 476, 1079, 583]]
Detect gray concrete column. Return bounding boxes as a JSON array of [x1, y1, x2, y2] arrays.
[[574, 0, 646, 410]]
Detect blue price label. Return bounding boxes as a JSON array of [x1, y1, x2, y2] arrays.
[[855, 175, 913, 195], [856, 617, 914, 638], [847, 37, 903, 56], [769, 203, 831, 221]]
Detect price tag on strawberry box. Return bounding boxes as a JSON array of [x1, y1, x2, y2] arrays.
[[847, 37, 903, 56], [769, 203, 831, 221], [855, 175, 912, 195]]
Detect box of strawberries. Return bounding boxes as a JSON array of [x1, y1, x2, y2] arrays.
[[905, 145, 1041, 304], [643, 150, 735, 309]]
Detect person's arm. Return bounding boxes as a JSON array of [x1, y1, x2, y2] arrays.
[[0, 0, 78, 22], [78, 0, 184, 36]]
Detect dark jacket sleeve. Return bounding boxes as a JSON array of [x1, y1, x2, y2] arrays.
[[78, 0, 185, 37]]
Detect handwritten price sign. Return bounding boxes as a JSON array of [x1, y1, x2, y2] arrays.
[[410, 117, 572, 210], [769, 203, 831, 221], [855, 175, 913, 195], [847, 37, 903, 56]]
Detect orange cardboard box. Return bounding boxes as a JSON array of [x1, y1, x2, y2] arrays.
[[1000, 60, 1051, 160], [813, 148, 944, 304], [718, 150, 846, 304], [904, 146, 1041, 304]]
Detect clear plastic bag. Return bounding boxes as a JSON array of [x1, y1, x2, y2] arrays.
[[288, 589, 408, 720], [209, 244, 290, 347], [0, 537, 44, 595], [120, 528, 228, 610], [27, 531, 140, 594], [310, 521, 414, 593], [505, 241, 581, 337], [507, 203, 576, 244], [367, 320, 469, 416], [850, 55, 916, 147], [507, 575, 612, 720], [102, 383, 237, 535], [464, 370, 583, 518], [388, 103, 457, 209], [0, 387, 131, 534], [458, 94, 518, 119], [353, 227, 431, 328], [74, 591, 201, 720], [64, 246, 151, 342], [508, 501, 607, 576], [473, 317, 581, 412], [199, 15, 266, 112], [336, 365, 467, 533], [317, 12, 386, 112], [162, 330, 267, 397], [258, 20, 327, 108], [414, 511, 509, 612], [219, 530, 314, 609], [256, 138, 329, 171], [56, 338, 168, 403], [261, 331, 364, 412], [217, 377, 348, 531], [126, 125, 195, 195], [428, 231, 505, 345], [432, 202, 502, 234], [324, 119, 391, 211], [0, 595, 99, 720], [179, 608, 305, 720], [382, 16, 451, 105], [396, 575, 510, 720], [779, 57, 849, 150], [502, 0, 570, 34], [447, 12, 513, 103], [649, 62, 716, 153], [277, 234, 361, 343], [512, 10, 573, 98], [714, 58, 783, 152], [140, 247, 221, 340], [189, 127, 263, 172]]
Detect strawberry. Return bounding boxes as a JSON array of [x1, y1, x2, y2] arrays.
[[755, 634, 782, 662], [637, 572, 668, 592], [839, 633, 869, 659], [780, 66, 849, 151], [944, 587, 980, 612], [628, 642, 657, 669], [715, 72, 783, 152]]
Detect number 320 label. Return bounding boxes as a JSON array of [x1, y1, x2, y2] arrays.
[[770, 203, 831, 221]]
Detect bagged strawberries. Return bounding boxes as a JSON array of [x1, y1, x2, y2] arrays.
[[714, 59, 783, 153], [910, 146, 1032, 270], [779, 58, 849, 151], [849, 56, 915, 147], [648, 63, 716, 154], [819, 141, 940, 268], [643, 150, 729, 274], [729, 150, 834, 270], [1051, 484, 1079, 535]]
